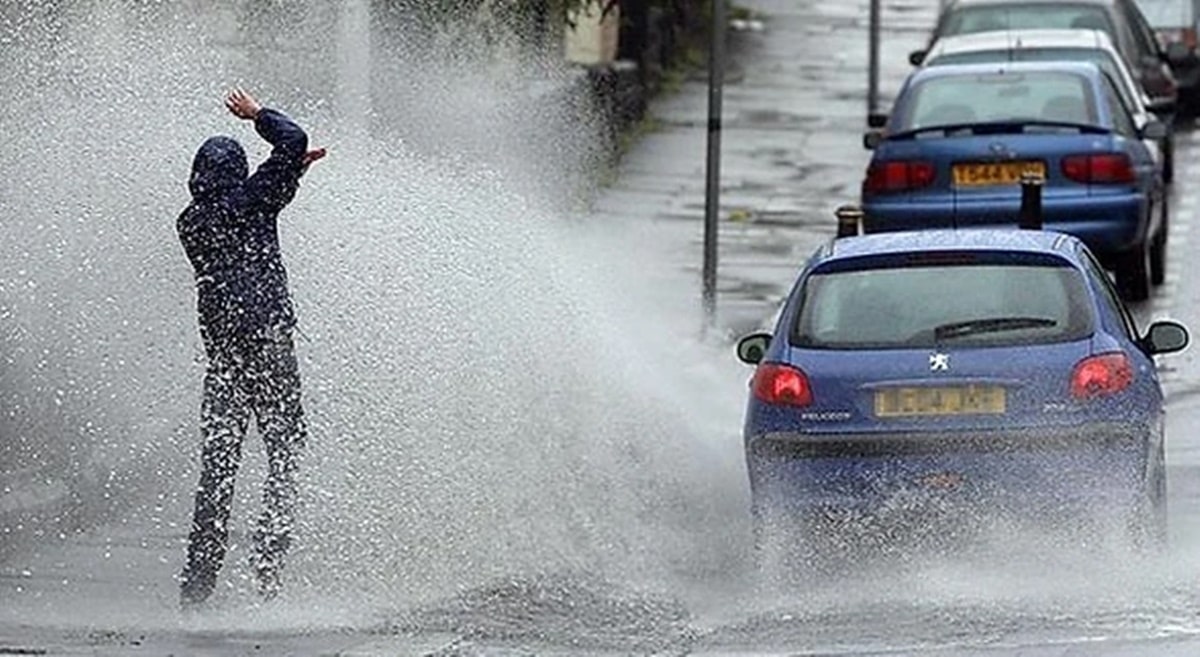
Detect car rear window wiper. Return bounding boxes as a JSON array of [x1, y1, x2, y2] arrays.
[[934, 316, 1059, 340], [888, 119, 1110, 140]]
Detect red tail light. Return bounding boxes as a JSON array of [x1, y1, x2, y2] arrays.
[[1071, 352, 1134, 399], [752, 363, 813, 407], [864, 160, 936, 194], [1061, 154, 1135, 184], [1185, 28, 1198, 51]]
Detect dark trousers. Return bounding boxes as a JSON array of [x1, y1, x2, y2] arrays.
[[180, 329, 306, 603]]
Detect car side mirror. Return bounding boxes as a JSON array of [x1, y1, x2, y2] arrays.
[[1142, 321, 1189, 355], [867, 112, 888, 128], [863, 129, 884, 150], [909, 49, 927, 66], [737, 333, 772, 365], [1139, 119, 1169, 141]]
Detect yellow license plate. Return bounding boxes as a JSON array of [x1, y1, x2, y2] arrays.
[[874, 385, 1006, 418], [952, 161, 1045, 187]]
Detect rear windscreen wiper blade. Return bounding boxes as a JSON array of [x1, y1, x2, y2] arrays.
[[934, 316, 1058, 340], [888, 119, 1110, 140]]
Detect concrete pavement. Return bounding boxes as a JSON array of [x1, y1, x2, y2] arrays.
[[589, 0, 935, 338]]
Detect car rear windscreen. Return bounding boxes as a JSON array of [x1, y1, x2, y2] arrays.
[[943, 4, 1116, 36], [927, 48, 1136, 111], [902, 70, 1096, 130], [793, 263, 1094, 350]]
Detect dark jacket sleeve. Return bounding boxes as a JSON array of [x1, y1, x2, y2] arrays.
[[241, 108, 309, 215]]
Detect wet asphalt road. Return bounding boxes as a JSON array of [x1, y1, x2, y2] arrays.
[[10, 0, 1200, 654]]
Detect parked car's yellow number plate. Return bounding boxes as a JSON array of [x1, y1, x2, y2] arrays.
[[952, 161, 1045, 187], [874, 385, 1006, 417]]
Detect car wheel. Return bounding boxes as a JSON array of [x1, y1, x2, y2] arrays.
[[1163, 138, 1175, 185], [1128, 445, 1168, 555], [1151, 196, 1169, 287], [1116, 242, 1151, 302], [752, 504, 830, 586]]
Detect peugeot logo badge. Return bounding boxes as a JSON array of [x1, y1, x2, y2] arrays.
[[930, 353, 950, 372]]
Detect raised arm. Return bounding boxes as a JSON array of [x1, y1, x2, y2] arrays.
[[225, 89, 310, 215]]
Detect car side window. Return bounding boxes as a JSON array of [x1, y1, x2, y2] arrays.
[[1081, 248, 1138, 339], [1100, 74, 1136, 135]]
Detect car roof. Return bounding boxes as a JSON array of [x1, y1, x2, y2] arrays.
[[904, 59, 1106, 86], [818, 229, 1083, 265], [927, 28, 1116, 58]]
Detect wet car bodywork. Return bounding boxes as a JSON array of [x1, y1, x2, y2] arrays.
[[860, 61, 1169, 301], [737, 230, 1189, 554]]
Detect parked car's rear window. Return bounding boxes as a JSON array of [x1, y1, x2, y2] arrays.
[[902, 71, 1095, 130], [943, 4, 1115, 36], [927, 48, 1137, 111], [792, 263, 1094, 350]]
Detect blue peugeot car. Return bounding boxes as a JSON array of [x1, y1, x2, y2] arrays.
[[860, 61, 1169, 301], [737, 229, 1188, 560]]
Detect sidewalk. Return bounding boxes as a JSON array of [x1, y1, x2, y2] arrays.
[[590, 0, 935, 339]]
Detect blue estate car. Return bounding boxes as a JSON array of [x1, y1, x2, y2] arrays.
[[861, 61, 1169, 301], [736, 229, 1188, 557]]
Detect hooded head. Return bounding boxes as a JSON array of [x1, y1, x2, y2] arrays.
[[189, 136, 248, 199]]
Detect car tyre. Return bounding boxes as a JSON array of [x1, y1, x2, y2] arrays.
[[752, 504, 829, 587], [1151, 197, 1169, 287], [1127, 443, 1168, 555], [1116, 242, 1151, 302], [1163, 138, 1175, 185]]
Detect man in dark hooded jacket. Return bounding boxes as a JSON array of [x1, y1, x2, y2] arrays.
[[177, 88, 324, 606]]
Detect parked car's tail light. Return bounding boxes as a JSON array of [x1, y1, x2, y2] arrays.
[[752, 363, 813, 407], [864, 160, 936, 194], [1061, 153, 1135, 184], [1071, 352, 1134, 399]]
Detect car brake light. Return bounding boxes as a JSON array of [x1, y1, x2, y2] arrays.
[[864, 160, 936, 194], [1185, 28, 1198, 51], [752, 363, 813, 407], [1070, 352, 1134, 399], [1061, 153, 1135, 184]]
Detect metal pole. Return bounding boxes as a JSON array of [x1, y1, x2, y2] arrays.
[[1018, 173, 1044, 230], [867, 0, 881, 120], [702, 0, 726, 329]]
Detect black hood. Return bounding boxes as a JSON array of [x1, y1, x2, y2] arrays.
[[189, 136, 248, 199]]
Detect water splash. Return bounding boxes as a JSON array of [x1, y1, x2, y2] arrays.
[[0, 0, 750, 634]]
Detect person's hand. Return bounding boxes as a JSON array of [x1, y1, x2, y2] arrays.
[[302, 148, 327, 167], [225, 88, 262, 121]]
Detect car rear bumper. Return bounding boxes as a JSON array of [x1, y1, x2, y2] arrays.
[[862, 193, 1148, 255], [746, 423, 1153, 514]]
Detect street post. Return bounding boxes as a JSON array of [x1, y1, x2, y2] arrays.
[[703, 0, 727, 330], [867, 0, 881, 121]]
